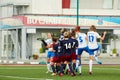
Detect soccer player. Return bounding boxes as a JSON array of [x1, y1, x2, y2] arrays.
[[59, 31, 75, 76], [50, 37, 60, 76], [43, 33, 54, 73], [87, 25, 107, 74], [69, 30, 78, 72], [75, 26, 90, 75]]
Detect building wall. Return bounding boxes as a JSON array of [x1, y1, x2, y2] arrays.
[[0, 0, 120, 17], [31, 0, 62, 14]]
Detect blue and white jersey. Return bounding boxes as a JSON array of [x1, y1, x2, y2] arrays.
[[76, 32, 87, 48], [87, 31, 101, 49], [45, 38, 52, 51]]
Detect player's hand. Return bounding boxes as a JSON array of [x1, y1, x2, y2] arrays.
[[104, 31, 107, 35]]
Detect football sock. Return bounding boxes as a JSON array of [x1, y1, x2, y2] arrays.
[[47, 62, 51, 71], [73, 63, 76, 71], [51, 65, 56, 73], [78, 64, 82, 73], [76, 58, 80, 69], [89, 60, 93, 72]]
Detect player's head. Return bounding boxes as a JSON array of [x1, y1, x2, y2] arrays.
[[64, 31, 70, 38], [89, 25, 96, 32], [74, 26, 80, 32], [52, 37, 58, 43], [60, 28, 68, 34], [70, 30, 76, 38], [47, 33, 52, 38]]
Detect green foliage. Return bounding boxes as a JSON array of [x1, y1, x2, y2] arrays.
[[112, 48, 117, 54], [39, 48, 43, 53], [33, 54, 39, 59]]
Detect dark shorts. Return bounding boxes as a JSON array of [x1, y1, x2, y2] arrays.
[[52, 56, 61, 63], [71, 52, 77, 60], [59, 54, 72, 62]]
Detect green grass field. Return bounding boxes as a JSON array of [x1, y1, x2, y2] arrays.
[[0, 65, 119, 80]]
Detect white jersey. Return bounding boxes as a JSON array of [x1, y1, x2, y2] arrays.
[[76, 32, 87, 48], [87, 31, 101, 49], [45, 38, 52, 51]]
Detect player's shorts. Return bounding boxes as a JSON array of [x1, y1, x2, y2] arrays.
[[77, 46, 90, 55], [47, 51, 55, 58], [89, 44, 100, 55], [52, 56, 61, 63], [71, 52, 77, 60], [59, 53, 72, 62]]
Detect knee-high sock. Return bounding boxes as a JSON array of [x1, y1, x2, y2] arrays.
[[89, 60, 93, 72], [76, 58, 80, 69], [73, 63, 76, 71], [94, 55, 99, 62], [56, 65, 60, 73], [68, 63, 73, 73], [78, 64, 82, 73], [60, 64, 64, 73], [51, 65, 56, 73], [47, 62, 51, 71]]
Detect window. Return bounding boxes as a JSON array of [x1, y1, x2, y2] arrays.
[[118, 0, 120, 9], [62, 0, 70, 8], [103, 0, 113, 9], [70, 0, 77, 8], [14, 6, 28, 15]]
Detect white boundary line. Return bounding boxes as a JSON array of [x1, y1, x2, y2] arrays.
[[0, 68, 41, 69], [0, 75, 53, 80], [0, 67, 120, 70], [94, 68, 120, 71]]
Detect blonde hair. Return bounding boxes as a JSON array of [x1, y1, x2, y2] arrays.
[[64, 31, 70, 38], [89, 25, 96, 32]]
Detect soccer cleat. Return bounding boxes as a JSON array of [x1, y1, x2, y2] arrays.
[[79, 73, 82, 75], [97, 60, 102, 64], [51, 73, 56, 76], [75, 68, 78, 72], [46, 70, 53, 73], [59, 72, 64, 76], [65, 69, 70, 74], [70, 72, 75, 77], [89, 72, 92, 75]]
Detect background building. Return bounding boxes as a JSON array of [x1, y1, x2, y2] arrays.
[[0, 0, 120, 61]]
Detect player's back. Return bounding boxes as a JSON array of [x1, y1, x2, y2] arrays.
[[70, 38, 78, 52], [87, 31, 100, 49], [53, 41, 63, 56], [61, 38, 72, 55], [76, 33, 87, 48]]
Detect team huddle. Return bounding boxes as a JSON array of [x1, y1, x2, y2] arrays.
[[41, 25, 107, 77]]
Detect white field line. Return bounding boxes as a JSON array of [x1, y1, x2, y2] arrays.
[[0, 68, 41, 69], [93, 68, 120, 71], [0, 75, 53, 80], [0, 67, 120, 71]]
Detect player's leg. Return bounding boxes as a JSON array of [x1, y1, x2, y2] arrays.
[[51, 61, 56, 76], [89, 55, 94, 75], [46, 51, 52, 73], [94, 44, 102, 64], [71, 52, 77, 72], [77, 48, 83, 75], [59, 62, 64, 76]]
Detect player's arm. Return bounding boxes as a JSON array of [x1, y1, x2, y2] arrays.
[[100, 31, 107, 40]]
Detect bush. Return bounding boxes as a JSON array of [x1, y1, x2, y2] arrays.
[[39, 48, 43, 53], [33, 54, 39, 59], [112, 48, 117, 54]]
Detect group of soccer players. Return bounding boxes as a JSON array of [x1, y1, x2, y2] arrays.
[[42, 25, 107, 77]]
